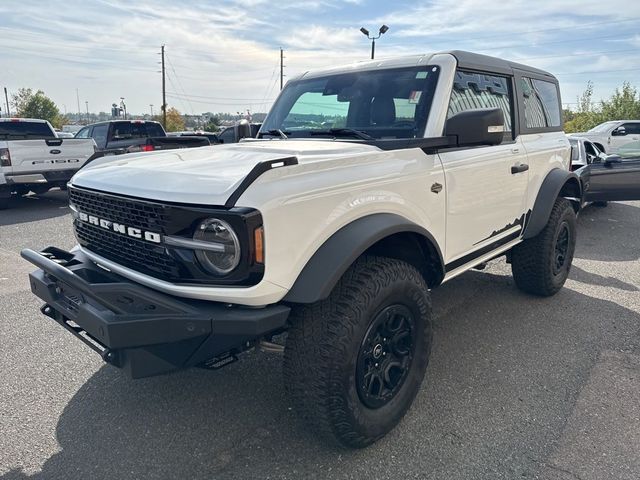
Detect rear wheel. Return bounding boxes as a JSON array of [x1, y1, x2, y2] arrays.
[[283, 256, 432, 448], [511, 198, 576, 296]]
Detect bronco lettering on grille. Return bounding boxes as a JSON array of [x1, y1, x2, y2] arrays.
[[77, 211, 162, 243]]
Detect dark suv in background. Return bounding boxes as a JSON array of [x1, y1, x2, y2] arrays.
[[75, 120, 209, 155]]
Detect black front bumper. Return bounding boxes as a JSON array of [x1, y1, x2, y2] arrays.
[[21, 247, 290, 378]]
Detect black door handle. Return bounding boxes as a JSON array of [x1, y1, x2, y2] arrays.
[[511, 163, 529, 174]]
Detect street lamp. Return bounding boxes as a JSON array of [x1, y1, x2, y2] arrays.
[[150, 104, 154, 117], [120, 97, 127, 120], [360, 25, 389, 60]]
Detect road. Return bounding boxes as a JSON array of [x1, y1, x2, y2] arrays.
[[1, 191, 639, 480]]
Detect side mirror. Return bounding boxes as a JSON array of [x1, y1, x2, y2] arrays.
[[604, 154, 622, 166], [235, 119, 252, 142], [611, 127, 626, 136], [445, 108, 505, 147]]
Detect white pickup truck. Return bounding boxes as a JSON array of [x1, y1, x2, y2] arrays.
[[0, 118, 98, 209]]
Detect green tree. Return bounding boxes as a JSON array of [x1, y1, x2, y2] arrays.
[[11, 88, 64, 128], [564, 81, 601, 133], [204, 115, 220, 131], [160, 107, 185, 132], [600, 82, 640, 120], [564, 81, 640, 133]]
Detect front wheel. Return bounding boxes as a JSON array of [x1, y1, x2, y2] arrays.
[[283, 256, 433, 448], [511, 198, 577, 296]]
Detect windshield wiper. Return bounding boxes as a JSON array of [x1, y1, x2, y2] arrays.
[[260, 129, 289, 139], [308, 128, 373, 140]]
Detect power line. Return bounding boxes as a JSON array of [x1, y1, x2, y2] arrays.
[[166, 54, 195, 114], [165, 91, 273, 101]]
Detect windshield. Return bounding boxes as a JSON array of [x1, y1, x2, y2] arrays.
[[588, 121, 618, 133], [0, 121, 55, 140], [261, 66, 441, 140]]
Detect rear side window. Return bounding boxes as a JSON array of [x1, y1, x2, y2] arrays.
[[0, 121, 55, 139], [145, 122, 165, 137], [110, 122, 158, 140], [91, 124, 109, 148], [448, 70, 513, 138], [521, 78, 561, 129]]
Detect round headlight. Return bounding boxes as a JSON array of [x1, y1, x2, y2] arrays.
[[194, 218, 241, 275]]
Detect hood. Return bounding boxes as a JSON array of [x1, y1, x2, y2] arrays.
[[71, 140, 379, 205]]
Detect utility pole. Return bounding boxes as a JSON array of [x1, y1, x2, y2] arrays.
[[85, 101, 89, 122], [280, 48, 285, 90], [3, 87, 9, 117], [150, 104, 154, 117], [76, 88, 81, 122], [161, 45, 167, 128]]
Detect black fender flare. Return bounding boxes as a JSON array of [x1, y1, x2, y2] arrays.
[[283, 213, 444, 304], [523, 169, 581, 240]]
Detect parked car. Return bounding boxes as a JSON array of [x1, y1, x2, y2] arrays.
[[569, 135, 640, 207], [0, 118, 98, 209], [217, 123, 261, 143], [75, 120, 210, 155], [21, 50, 640, 447], [54, 130, 75, 138], [168, 130, 221, 144], [572, 120, 640, 153]]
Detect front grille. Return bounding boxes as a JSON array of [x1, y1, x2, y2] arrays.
[[69, 187, 168, 231], [75, 221, 180, 279], [69, 187, 180, 280]]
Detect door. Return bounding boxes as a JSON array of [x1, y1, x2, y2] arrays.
[[609, 122, 640, 153], [439, 69, 529, 268], [583, 154, 640, 202]]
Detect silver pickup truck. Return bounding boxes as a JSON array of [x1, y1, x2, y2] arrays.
[[0, 118, 98, 209]]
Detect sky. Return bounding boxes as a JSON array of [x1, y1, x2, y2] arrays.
[[0, 0, 639, 116]]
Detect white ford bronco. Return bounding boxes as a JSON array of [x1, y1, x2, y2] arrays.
[[24, 51, 639, 447]]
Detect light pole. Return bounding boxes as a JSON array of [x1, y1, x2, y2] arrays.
[[150, 104, 154, 117], [359, 25, 389, 60], [120, 97, 127, 120], [85, 101, 89, 123]]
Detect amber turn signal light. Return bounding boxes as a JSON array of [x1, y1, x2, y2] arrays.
[[254, 226, 264, 264]]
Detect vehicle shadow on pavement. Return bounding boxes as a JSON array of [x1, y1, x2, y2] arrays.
[[2, 269, 639, 480], [570, 264, 638, 292], [575, 202, 640, 262], [0, 190, 69, 226]]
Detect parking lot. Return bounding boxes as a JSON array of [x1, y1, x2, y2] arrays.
[[1, 191, 639, 480]]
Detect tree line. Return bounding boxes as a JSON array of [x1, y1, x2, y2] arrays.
[[6, 88, 224, 132], [563, 82, 640, 133]]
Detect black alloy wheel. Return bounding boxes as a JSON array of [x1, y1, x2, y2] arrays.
[[357, 304, 416, 409]]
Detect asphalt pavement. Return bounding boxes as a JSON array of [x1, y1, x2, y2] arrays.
[[1, 190, 639, 480]]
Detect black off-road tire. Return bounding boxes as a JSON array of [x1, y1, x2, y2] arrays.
[[511, 198, 577, 296], [283, 256, 433, 448]]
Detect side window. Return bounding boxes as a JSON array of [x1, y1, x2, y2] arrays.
[[110, 122, 129, 140], [522, 77, 561, 129], [621, 123, 640, 135], [448, 70, 513, 139], [218, 128, 235, 144], [91, 124, 109, 149], [75, 127, 91, 139]]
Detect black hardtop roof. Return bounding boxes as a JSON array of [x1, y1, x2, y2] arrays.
[[440, 50, 557, 81]]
